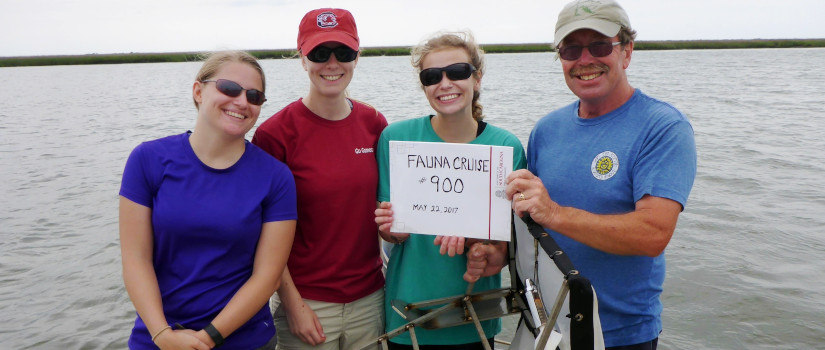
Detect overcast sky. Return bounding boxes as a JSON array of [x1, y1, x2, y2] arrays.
[[2, 0, 824, 57]]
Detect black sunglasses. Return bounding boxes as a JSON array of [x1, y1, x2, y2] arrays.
[[419, 63, 477, 86], [557, 41, 621, 61], [201, 79, 266, 106], [306, 46, 359, 63]]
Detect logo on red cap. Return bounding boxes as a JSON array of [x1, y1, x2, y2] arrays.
[[316, 12, 338, 28]]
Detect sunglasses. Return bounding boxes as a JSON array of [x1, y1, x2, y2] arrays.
[[419, 63, 477, 86], [306, 46, 359, 63], [201, 79, 266, 106], [557, 41, 621, 61]]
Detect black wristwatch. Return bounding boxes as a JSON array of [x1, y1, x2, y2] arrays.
[[204, 323, 225, 347]]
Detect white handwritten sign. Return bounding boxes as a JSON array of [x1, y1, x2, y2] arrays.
[[389, 141, 513, 241]]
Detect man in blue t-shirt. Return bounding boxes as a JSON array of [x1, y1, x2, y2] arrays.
[[501, 1, 697, 348]]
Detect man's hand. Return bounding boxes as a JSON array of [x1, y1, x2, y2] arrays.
[[506, 169, 560, 229], [463, 240, 508, 283]]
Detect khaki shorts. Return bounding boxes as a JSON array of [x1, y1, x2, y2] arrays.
[[274, 289, 384, 350]]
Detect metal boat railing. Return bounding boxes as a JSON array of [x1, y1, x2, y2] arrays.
[[361, 215, 586, 350]]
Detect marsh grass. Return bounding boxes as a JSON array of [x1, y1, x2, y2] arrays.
[[3, 39, 823, 67], [635, 39, 825, 50]]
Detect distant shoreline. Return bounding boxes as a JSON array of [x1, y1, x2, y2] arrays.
[[2, 39, 824, 67]]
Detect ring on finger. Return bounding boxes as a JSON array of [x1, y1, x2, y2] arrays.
[[518, 193, 527, 201]]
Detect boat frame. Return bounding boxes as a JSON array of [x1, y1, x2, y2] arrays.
[[360, 215, 594, 350]]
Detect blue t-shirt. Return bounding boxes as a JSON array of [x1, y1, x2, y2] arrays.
[[119, 132, 297, 349], [528, 90, 696, 346]]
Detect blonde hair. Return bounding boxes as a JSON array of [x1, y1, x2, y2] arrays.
[[410, 31, 485, 121], [193, 51, 265, 109]]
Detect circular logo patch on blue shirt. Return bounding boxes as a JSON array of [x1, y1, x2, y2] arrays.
[[591, 151, 619, 180]]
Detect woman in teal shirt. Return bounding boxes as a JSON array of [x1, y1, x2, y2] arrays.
[[374, 31, 527, 349]]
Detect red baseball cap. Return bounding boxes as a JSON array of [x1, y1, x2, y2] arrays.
[[297, 8, 359, 55]]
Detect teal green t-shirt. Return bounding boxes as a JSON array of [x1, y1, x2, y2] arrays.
[[377, 116, 527, 345]]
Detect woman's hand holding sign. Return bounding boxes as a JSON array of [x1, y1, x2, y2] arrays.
[[375, 202, 410, 244], [433, 235, 465, 256]]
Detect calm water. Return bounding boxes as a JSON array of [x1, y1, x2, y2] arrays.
[[1, 49, 824, 349]]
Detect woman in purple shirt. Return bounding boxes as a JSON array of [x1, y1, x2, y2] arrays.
[[119, 51, 297, 349]]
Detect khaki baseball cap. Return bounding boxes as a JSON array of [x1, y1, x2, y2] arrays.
[[554, 0, 630, 45]]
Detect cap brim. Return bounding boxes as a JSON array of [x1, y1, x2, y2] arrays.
[[300, 32, 359, 55], [554, 19, 621, 46]]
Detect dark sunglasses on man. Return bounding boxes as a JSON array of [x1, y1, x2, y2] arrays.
[[201, 79, 267, 106], [306, 46, 359, 63], [557, 41, 621, 61], [419, 62, 477, 86]]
